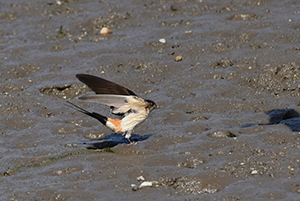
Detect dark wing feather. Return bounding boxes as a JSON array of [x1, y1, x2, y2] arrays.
[[76, 74, 137, 96]]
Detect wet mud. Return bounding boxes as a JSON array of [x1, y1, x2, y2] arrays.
[[1, 0, 299, 200]]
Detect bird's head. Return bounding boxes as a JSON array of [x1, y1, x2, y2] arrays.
[[145, 99, 157, 112]]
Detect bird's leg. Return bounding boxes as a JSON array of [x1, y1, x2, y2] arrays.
[[123, 131, 132, 144]]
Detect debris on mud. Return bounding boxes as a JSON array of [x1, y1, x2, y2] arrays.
[[208, 130, 237, 138], [257, 62, 300, 96], [39, 83, 86, 99], [131, 176, 159, 191], [160, 177, 217, 195]]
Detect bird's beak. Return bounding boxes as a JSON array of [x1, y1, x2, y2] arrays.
[[145, 99, 157, 111], [152, 103, 157, 110]]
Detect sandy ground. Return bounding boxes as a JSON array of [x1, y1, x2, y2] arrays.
[[1, 0, 300, 200]]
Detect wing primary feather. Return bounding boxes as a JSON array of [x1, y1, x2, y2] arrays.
[[78, 94, 129, 107], [76, 74, 136, 96]]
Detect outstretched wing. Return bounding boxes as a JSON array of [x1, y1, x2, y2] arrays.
[[76, 74, 137, 96], [79, 94, 129, 107], [76, 74, 148, 116], [79, 94, 148, 115]]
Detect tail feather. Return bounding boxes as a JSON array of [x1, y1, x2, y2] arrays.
[[65, 101, 107, 125]]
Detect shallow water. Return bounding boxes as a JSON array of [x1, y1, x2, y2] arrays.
[[1, 0, 299, 200]]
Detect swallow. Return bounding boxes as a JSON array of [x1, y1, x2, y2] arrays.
[[67, 74, 157, 143]]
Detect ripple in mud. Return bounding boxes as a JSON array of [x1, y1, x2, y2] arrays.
[[1, 149, 114, 176]]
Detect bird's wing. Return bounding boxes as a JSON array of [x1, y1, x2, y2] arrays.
[[76, 74, 137, 96], [78, 94, 129, 107], [78, 94, 147, 115]]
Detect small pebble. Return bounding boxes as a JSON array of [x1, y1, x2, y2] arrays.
[[159, 38, 166, 43], [100, 27, 113, 35], [152, 181, 160, 187], [131, 184, 138, 191], [137, 176, 145, 181], [175, 55, 183, 62], [251, 170, 258, 175], [209, 130, 236, 138], [139, 181, 153, 188]]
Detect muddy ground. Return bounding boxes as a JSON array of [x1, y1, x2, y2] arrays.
[[1, 0, 300, 200]]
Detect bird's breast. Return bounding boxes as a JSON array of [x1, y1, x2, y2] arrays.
[[121, 111, 148, 131]]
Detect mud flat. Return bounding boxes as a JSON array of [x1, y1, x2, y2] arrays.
[[1, 0, 299, 200]]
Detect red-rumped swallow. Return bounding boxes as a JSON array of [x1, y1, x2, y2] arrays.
[[67, 74, 157, 143]]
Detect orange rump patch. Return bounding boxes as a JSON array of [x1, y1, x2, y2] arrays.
[[108, 118, 123, 133]]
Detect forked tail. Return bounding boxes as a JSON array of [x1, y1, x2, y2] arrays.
[[65, 101, 107, 125]]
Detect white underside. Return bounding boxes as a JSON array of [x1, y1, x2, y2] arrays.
[[121, 112, 148, 132]]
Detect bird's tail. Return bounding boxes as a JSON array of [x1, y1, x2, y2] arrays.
[[65, 101, 107, 126]]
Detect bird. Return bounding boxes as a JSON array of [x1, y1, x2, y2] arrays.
[[66, 74, 157, 143]]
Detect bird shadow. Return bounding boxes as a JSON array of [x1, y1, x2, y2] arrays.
[[241, 108, 300, 132], [81, 133, 156, 149]]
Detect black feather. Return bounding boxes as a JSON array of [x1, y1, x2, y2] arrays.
[[76, 74, 136, 96], [65, 101, 107, 125]]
